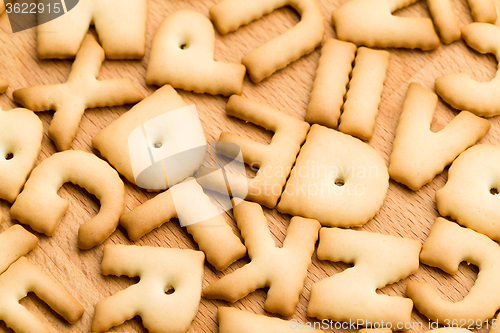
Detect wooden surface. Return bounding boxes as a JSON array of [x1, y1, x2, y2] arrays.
[[0, 0, 499, 332]]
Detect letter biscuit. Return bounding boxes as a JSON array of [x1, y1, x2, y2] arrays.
[[209, 0, 324, 82], [13, 34, 144, 151], [407, 218, 500, 322], [198, 95, 310, 208], [436, 23, 500, 117], [92, 245, 205, 333], [120, 178, 246, 271], [278, 124, 389, 227], [307, 228, 421, 327], [218, 307, 323, 332], [332, 0, 440, 50], [0, 257, 84, 333], [37, 0, 147, 59], [146, 10, 245, 96], [203, 200, 321, 316], [0, 107, 43, 203], [388, 83, 490, 190], [0, 225, 38, 275], [10, 150, 126, 250]]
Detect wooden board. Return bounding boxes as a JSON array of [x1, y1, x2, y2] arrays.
[[0, 0, 499, 332]]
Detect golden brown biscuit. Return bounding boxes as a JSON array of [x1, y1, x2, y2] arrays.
[[92, 85, 207, 190], [10, 150, 125, 250], [37, 0, 147, 59], [198, 95, 309, 208], [92, 245, 204, 333], [0, 107, 43, 203], [203, 200, 321, 317], [210, 0, 324, 82], [146, 10, 245, 96], [388, 83, 490, 190], [308, 228, 421, 327], [0, 225, 38, 275], [407, 218, 500, 323], [426, 0, 461, 44], [14, 34, 144, 151], [436, 145, 500, 241], [436, 23, 500, 117], [339, 47, 390, 141], [305, 38, 357, 129], [120, 178, 246, 271], [218, 307, 323, 332], [332, 0, 440, 50], [0, 257, 84, 333], [278, 124, 389, 227]]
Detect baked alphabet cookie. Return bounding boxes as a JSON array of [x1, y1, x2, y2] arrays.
[[93, 85, 206, 191], [278, 124, 389, 227], [426, 0, 460, 44], [407, 218, 500, 323], [305, 38, 357, 129], [0, 107, 43, 203], [218, 307, 323, 332], [146, 10, 245, 96], [37, 0, 147, 59], [120, 178, 246, 271], [14, 34, 144, 151], [199, 95, 309, 208], [209, 0, 324, 82], [92, 245, 204, 333], [332, 0, 440, 49], [388, 83, 490, 190], [339, 47, 390, 141], [0, 257, 84, 333], [10, 150, 125, 250], [308, 228, 421, 327], [435, 23, 500, 117], [436, 145, 500, 241], [203, 200, 321, 317], [0, 225, 38, 274]]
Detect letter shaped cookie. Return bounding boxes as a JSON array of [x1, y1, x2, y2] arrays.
[[307, 228, 421, 327], [218, 307, 323, 333], [92, 245, 204, 333], [93, 85, 206, 190], [203, 200, 321, 317], [0, 257, 84, 333], [388, 83, 490, 190], [0, 225, 38, 275], [428, 0, 496, 45], [278, 124, 389, 227], [13, 34, 144, 151], [10, 150, 125, 250], [0, 107, 43, 203], [210, 0, 324, 82], [120, 178, 246, 271], [436, 145, 500, 241], [37, 0, 147, 59], [332, 0, 440, 50], [198, 95, 309, 208], [407, 218, 500, 322], [146, 10, 245, 96], [436, 23, 500, 117]]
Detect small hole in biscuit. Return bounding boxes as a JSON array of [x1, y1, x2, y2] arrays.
[[154, 142, 163, 149], [165, 287, 175, 295], [5, 153, 13, 160], [491, 188, 499, 195], [180, 43, 187, 50], [335, 178, 345, 187]]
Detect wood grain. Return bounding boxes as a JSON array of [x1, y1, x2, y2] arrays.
[[0, 0, 499, 332]]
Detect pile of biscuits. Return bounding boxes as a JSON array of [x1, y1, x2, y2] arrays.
[[1, 0, 500, 332]]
